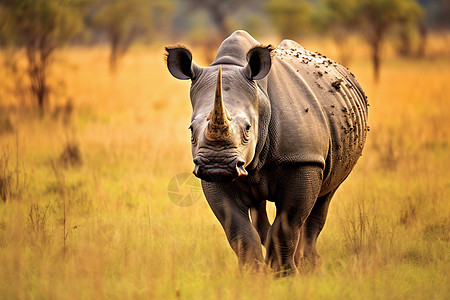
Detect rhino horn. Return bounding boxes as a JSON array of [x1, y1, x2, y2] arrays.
[[206, 66, 232, 141]]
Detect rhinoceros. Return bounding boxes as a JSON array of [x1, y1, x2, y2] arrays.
[[165, 30, 368, 274]]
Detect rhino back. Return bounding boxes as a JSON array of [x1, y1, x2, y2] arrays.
[[264, 40, 368, 194]]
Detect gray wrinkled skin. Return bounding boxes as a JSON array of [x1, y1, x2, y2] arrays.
[[166, 30, 368, 275]]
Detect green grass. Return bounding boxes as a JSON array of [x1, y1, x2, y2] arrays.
[[0, 42, 449, 299]]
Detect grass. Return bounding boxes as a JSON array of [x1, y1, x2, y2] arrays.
[[0, 36, 449, 299]]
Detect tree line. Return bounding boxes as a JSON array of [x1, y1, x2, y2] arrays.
[[0, 0, 447, 113]]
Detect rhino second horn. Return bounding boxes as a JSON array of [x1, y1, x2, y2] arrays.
[[206, 66, 232, 141]]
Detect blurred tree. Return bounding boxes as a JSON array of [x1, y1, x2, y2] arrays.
[[317, 0, 359, 66], [416, 18, 427, 57], [356, 0, 423, 81], [90, 0, 173, 73], [0, 0, 85, 114], [265, 0, 311, 40], [183, 0, 259, 40], [394, 5, 424, 57], [418, 0, 450, 29]]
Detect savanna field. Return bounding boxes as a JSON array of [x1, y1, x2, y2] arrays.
[[0, 35, 449, 299]]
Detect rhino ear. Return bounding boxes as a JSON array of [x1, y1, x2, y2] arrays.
[[165, 46, 200, 80], [243, 45, 273, 81]]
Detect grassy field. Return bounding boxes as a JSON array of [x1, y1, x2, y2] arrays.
[[0, 37, 449, 299]]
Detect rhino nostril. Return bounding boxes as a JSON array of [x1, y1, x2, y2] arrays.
[[236, 158, 245, 167], [235, 158, 248, 177], [193, 157, 202, 165], [193, 157, 202, 177]]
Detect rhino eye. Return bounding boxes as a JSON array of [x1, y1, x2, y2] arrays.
[[244, 120, 251, 132], [242, 121, 251, 143], [188, 125, 196, 144]]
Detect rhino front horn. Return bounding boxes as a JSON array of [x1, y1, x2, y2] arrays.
[[205, 66, 232, 141]]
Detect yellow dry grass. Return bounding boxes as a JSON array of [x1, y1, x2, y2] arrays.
[[0, 34, 449, 299]]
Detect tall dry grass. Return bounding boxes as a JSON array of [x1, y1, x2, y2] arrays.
[[0, 34, 449, 299]]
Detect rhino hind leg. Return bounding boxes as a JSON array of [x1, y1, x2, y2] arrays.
[[295, 190, 336, 270], [249, 200, 271, 245]]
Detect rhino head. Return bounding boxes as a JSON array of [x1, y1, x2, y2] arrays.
[[166, 44, 272, 182]]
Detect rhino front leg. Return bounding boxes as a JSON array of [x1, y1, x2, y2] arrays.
[[202, 182, 264, 270], [265, 166, 323, 275]]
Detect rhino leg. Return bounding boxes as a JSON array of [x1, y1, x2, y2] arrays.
[[264, 166, 323, 276], [202, 182, 264, 270], [295, 190, 335, 269], [249, 200, 271, 245]]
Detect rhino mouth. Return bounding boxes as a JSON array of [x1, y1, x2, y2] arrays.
[[193, 156, 248, 182]]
